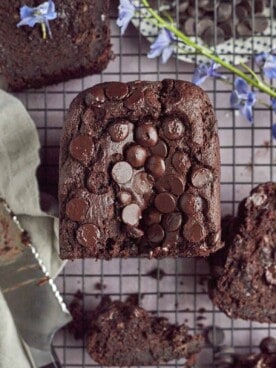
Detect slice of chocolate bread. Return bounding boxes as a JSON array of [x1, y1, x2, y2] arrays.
[[0, 1, 111, 91], [86, 297, 204, 366], [209, 182, 276, 323], [59, 79, 222, 259]]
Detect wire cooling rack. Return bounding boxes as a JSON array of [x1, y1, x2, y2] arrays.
[[14, 1, 276, 367]]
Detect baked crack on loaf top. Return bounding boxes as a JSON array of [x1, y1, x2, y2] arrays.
[[86, 297, 204, 366], [59, 79, 221, 260], [209, 182, 276, 323], [0, 0, 111, 91]]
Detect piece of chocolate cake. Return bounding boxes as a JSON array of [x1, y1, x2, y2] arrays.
[[0, 1, 112, 91], [209, 182, 276, 323], [59, 79, 221, 259], [86, 297, 204, 366]]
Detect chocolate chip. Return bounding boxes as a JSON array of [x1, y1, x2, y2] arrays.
[[133, 172, 154, 195], [260, 337, 276, 354], [202, 0, 219, 12], [111, 161, 133, 184], [135, 124, 158, 147], [154, 193, 176, 213], [183, 219, 205, 242], [126, 226, 144, 238], [126, 145, 147, 168], [265, 265, 276, 286], [250, 13, 268, 33], [219, 22, 233, 38], [87, 171, 108, 194], [117, 191, 132, 205], [205, 326, 225, 346], [143, 208, 162, 226], [156, 174, 185, 196], [76, 224, 100, 248], [172, 151, 191, 173], [236, 5, 248, 19], [147, 224, 165, 243], [108, 122, 129, 142], [105, 82, 128, 100], [85, 85, 105, 105], [162, 117, 185, 140], [69, 135, 94, 166], [150, 140, 168, 158], [162, 212, 182, 232], [146, 156, 166, 178], [202, 26, 225, 46], [236, 22, 252, 37], [197, 19, 214, 37], [180, 193, 204, 215], [254, 0, 265, 13], [191, 167, 213, 188], [66, 198, 88, 222], [122, 204, 141, 226], [124, 88, 144, 110], [217, 3, 232, 22]]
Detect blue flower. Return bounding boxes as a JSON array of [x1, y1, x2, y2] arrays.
[[272, 124, 276, 140], [117, 0, 135, 35], [17, 0, 57, 39], [192, 62, 223, 85], [271, 98, 276, 114], [255, 52, 276, 79], [230, 78, 256, 123], [147, 29, 175, 64]]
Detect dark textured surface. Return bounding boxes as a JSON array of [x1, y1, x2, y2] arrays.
[[209, 182, 276, 323], [59, 79, 221, 260], [86, 297, 204, 366], [0, 0, 112, 91]]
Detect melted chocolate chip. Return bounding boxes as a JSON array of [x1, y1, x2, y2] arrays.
[[133, 172, 154, 195], [143, 208, 162, 226], [146, 155, 166, 178], [147, 223, 165, 243], [108, 122, 129, 142], [172, 151, 191, 173], [66, 198, 88, 222], [162, 212, 182, 232], [180, 193, 204, 215], [126, 145, 147, 168], [69, 135, 94, 166], [163, 117, 185, 140], [76, 224, 100, 248], [122, 204, 141, 226], [183, 219, 205, 242], [191, 167, 213, 188], [135, 124, 158, 147], [154, 193, 176, 213], [112, 161, 133, 184], [105, 82, 128, 100], [117, 191, 132, 205], [124, 88, 144, 110], [155, 174, 185, 196], [150, 140, 168, 158], [260, 337, 276, 354], [85, 85, 105, 105]]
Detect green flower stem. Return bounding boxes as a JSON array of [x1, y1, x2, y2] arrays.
[[141, 0, 276, 99], [41, 23, 46, 40]]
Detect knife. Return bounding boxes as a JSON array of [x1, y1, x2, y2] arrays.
[[0, 198, 72, 368]]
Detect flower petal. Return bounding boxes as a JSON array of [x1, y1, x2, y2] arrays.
[[272, 123, 276, 139], [235, 78, 248, 94], [242, 104, 253, 123], [271, 98, 276, 114], [247, 91, 256, 106], [255, 52, 268, 68], [263, 54, 276, 79], [20, 5, 34, 19], [161, 45, 173, 64], [230, 90, 241, 108], [117, 0, 135, 35], [192, 65, 208, 85], [17, 16, 38, 27]]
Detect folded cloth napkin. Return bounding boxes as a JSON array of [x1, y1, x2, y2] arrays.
[[0, 90, 63, 368]]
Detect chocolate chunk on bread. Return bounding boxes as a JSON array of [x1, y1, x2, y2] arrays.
[[0, 1, 111, 91], [59, 79, 222, 259], [209, 182, 276, 323], [86, 297, 203, 366]]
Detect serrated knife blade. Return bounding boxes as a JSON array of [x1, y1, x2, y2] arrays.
[[0, 198, 72, 368]]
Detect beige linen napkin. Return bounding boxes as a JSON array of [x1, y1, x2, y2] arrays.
[[0, 90, 63, 368]]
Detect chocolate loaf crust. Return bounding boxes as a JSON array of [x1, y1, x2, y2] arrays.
[[0, 1, 111, 91], [59, 79, 222, 260], [86, 297, 204, 366], [209, 182, 276, 323]]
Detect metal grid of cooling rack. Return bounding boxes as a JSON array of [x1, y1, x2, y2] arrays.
[[15, 1, 276, 367]]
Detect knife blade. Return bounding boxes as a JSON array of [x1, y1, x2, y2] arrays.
[[0, 198, 72, 368]]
